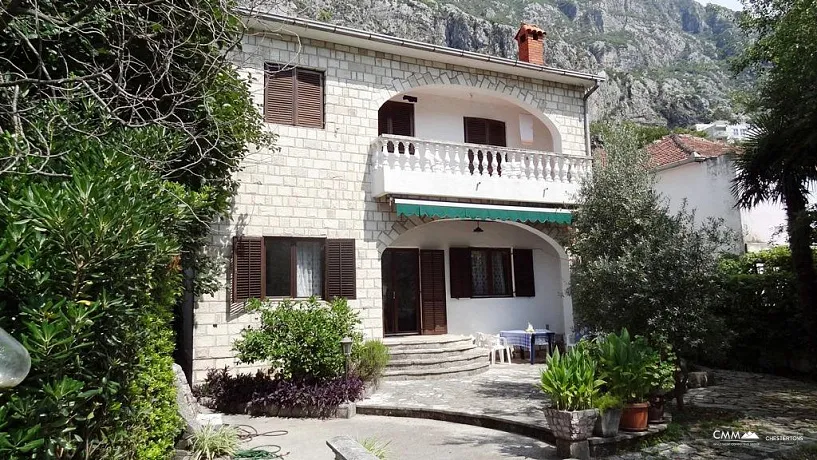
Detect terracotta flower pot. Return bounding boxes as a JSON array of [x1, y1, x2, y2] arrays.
[[619, 402, 649, 432], [543, 407, 599, 441], [648, 394, 665, 423], [593, 407, 622, 438]]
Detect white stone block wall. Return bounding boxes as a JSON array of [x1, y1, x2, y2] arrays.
[[191, 31, 588, 382]]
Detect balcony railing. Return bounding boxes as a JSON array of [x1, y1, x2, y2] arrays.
[[371, 135, 591, 205]]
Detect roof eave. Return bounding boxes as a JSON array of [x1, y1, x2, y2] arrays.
[[238, 9, 606, 88]]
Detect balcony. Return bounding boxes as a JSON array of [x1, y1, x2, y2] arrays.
[[370, 135, 591, 206]]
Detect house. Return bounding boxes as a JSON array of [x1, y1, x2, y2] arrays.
[[187, 11, 605, 382], [648, 134, 815, 253], [694, 120, 752, 143]]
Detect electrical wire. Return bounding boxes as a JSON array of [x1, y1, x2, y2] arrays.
[[228, 424, 290, 459]]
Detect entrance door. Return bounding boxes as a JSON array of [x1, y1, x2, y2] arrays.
[[420, 250, 448, 335], [382, 249, 420, 335]]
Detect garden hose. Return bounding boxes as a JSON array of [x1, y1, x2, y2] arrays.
[[230, 424, 290, 458]]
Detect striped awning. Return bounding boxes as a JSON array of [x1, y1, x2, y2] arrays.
[[394, 199, 572, 225]]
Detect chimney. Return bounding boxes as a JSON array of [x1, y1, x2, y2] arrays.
[[514, 23, 546, 65]]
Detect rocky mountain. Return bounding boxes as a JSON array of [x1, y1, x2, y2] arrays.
[[266, 0, 749, 127]]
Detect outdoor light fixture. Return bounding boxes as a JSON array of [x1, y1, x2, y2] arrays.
[[0, 327, 31, 389], [340, 336, 353, 378], [473, 222, 485, 233]]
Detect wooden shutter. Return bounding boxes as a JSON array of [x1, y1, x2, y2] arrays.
[[264, 64, 294, 125], [448, 247, 472, 299], [325, 239, 356, 299], [420, 250, 448, 335], [513, 249, 535, 297], [232, 236, 264, 302], [464, 117, 506, 147], [295, 69, 323, 128], [378, 101, 414, 136]]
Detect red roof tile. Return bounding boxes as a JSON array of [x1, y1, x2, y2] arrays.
[[646, 134, 740, 168]]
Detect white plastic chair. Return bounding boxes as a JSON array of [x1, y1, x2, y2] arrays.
[[477, 333, 511, 364]]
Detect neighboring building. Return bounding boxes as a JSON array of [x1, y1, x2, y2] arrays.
[[648, 134, 810, 253], [694, 120, 751, 143], [186, 12, 604, 381]]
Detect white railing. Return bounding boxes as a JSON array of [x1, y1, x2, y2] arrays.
[[371, 135, 592, 185]]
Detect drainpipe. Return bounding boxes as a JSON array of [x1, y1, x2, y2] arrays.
[[582, 79, 602, 157]]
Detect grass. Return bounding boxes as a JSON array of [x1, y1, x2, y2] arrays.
[[775, 443, 817, 460], [359, 437, 391, 460], [630, 406, 750, 451], [189, 425, 240, 460]]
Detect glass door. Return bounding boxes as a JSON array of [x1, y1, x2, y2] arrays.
[[382, 249, 420, 335]]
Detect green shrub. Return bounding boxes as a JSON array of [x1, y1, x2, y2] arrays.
[[188, 425, 239, 460], [594, 393, 623, 413], [233, 297, 363, 380], [539, 349, 603, 411], [0, 151, 187, 458], [353, 340, 390, 383], [595, 329, 654, 403]]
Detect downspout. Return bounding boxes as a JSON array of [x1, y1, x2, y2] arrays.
[[582, 80, 602, 157]]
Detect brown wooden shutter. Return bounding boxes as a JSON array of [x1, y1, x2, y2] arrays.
[[487, 119, 507, 147], [295, 69, 323, 128], [264, 64, 294, 125], [378, 101, 414, 136], [464, 117, 488, 145], [325, 239, 356, 299], [448, 247, 472, 299], [513, 249, 535, 297], [232, 236, 264, 302], [420, 250, 448, 335]]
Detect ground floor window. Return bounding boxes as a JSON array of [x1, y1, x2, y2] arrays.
[[450, 247, 535, 299], [265, 238, 324, 298], [470, 248, 512, 297]]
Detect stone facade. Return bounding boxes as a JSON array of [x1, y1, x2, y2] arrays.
[[191, 29, 589, 382]]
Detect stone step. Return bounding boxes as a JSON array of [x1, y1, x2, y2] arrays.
[[387, 349, 488, 370], [387, 342, 478, 358], [383, 336, 474, 352], [383, 360, 490, 381]]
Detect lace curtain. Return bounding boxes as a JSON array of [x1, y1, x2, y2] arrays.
[[471, 250, 489, 296], [296, 241, 323, 297], [492, 251, 508, 295]]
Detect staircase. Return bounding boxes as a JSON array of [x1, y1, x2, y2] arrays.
[[382, 335, 490, 380]]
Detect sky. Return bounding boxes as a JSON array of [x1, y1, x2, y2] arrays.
[[695, 0, 743, 10]]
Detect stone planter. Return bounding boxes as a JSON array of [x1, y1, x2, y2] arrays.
[[592, 408, 622, 438], [542, 407, 598, 441], [620, 402, 649, 432]]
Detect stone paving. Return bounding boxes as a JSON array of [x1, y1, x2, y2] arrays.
[[359, 365, 817, 459]]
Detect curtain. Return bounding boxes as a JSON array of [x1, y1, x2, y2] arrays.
[[296, 241, 323, 297], [492, 251, 508, 295], [471, 250, 489, 296]]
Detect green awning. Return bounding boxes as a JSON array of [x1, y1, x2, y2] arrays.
[[394, 199, 572, 225]]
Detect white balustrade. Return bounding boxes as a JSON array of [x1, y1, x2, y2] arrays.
[[371, 135, 591, 205]]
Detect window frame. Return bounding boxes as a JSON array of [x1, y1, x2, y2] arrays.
[[469, 247, 513, 298], [263, 237, 326, 299], [263, 63, 325, 128]]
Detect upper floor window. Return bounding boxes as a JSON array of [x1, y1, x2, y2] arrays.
[[264, 63, 324, 128], [378, 101, 414, 136], [464, 117, 507, 147]]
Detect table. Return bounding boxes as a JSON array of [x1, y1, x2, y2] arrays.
[[499, 329, 556, 365]]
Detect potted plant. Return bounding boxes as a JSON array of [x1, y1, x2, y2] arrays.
[[647, 342, 677, 424], [539, 348, 603, 441], [592, 393, 624, 438], [595, 329, 653, 432]]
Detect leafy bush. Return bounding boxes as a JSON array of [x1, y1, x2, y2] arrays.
[[594, 393, 623, 413], [353, 340, 390, 383], [647, 341, 677, 395], [0, 151, 187, 458], [196, 368, 365, 417], [189, 425, 239, 460], [539, 349, 603, 411], [233, 297, 363, 380], [594, 329, 654, 403]]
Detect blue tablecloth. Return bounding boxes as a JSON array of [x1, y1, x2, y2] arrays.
[[499, 329, 555, 365]]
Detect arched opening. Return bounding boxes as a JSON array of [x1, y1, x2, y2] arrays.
[[377, 85, 562, 153], [380, 219, 573, 340]]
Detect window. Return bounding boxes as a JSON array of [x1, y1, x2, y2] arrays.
[[463, 117, 507, 147], [232, 237, 356, 302], [449, 247, 535, 299], [378, 101, 415, 136], [264, 63, 324, 128]]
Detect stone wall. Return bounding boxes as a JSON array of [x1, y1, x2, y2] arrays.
[[191, 30, 587, 382]]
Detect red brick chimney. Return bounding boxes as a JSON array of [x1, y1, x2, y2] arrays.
[[514, 23, 546, 65]]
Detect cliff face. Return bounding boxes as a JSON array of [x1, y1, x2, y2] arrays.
[[267, 0, 748, 127]]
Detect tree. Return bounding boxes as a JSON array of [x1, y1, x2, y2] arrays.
[[571, 124, 730, 410], [733, 0, 817, 354]]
